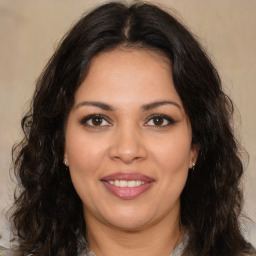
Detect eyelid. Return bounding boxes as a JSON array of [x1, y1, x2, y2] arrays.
[[79, 113, 176, 128], [144, 114, 176, 127], [79, 114, 112, 127]]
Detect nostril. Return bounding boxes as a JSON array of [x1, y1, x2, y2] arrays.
[[108, 129, 148, 163]]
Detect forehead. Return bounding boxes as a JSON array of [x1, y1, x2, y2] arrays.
[[74, 49, 182, 107]]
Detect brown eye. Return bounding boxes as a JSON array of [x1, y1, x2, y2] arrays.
[[91, 116, 103, 126], [80, 114, 110, 127], [152, 116, 164, 126], [145, 114, 175, 127]]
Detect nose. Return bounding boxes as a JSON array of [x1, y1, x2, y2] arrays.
[[108, 125, 147, 164]]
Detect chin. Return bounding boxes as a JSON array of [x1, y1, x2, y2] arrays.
[[107, 217, 150, 231], [99, 205, 156, 231]]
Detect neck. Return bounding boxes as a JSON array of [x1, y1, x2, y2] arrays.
[[85, 212, 183, 256]]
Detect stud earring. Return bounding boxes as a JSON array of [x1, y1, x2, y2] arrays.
[[192, 162, 196, 171], [64, 159, 68, 166]]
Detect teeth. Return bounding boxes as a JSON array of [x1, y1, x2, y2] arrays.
[[108, 180, 146, 188], [128, 180, 135, 187], [119, 180, 127, 187]]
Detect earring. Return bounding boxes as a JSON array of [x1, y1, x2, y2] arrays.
[[64, 159, 68, 166], [192, 162, 195, 171]]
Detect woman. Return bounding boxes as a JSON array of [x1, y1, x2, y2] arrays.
[[9, 1, 255, 256]]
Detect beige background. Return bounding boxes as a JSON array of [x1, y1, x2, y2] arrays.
[[0, 0, 255, 248]]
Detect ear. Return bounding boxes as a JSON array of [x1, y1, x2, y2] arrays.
[[189, 144, 198, 169]]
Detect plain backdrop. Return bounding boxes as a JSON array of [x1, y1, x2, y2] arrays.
[[0, 0, 255, 248]]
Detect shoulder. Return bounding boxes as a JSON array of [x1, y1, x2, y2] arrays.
[[0, 247, 33, 256], [242, 246, 256, 256]]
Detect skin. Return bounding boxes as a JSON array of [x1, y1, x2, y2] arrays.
[[64, 49, 198, 256]]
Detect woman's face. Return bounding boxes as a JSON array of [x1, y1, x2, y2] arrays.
[[64, 49, 197, 231]]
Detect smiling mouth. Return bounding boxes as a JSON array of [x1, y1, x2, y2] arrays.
[[101, 173, 155, 199], [106, 180, 146, 187]]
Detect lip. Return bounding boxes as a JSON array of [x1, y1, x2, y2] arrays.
[[101, 172, 155, 200]]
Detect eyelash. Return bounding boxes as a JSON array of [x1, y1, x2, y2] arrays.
[[79, 113, 176, 128], [79, 114, 111, 127], [145, 114, 176, 127]]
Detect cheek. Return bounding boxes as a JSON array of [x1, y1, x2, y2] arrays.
[[65, 135, 105, 203], [65, 126, 106, 172], [64, 129, 109, 202], [155, 133, 191, 197], [151, 129, 192, 172]]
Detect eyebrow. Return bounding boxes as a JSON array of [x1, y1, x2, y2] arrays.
[[75, 100, 181, 111], [75, 101, 115, 111], [141, 100, 181, 111]]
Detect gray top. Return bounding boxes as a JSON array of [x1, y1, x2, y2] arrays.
[[170, 232, 188, 256], [83, 232, 189, 256], [1, 233, 255, 256]]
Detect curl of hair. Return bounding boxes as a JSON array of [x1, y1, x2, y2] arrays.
[[11, 2, 253, 255]]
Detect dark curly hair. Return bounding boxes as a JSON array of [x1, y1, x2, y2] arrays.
[[11, 2, 254, 255]]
